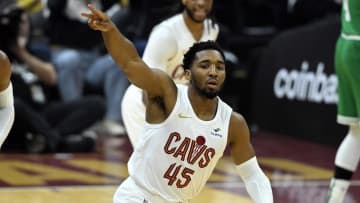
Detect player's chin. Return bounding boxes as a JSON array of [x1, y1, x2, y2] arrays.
[[193, 17, 206, 23], [203, 89, 219, 99]]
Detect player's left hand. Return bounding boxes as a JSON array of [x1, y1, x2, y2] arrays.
[[81, 4, 114, 32]]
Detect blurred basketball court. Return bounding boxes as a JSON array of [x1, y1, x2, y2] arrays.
[[0, 132, 359, 203]]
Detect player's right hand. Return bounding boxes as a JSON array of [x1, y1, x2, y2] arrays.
[[81, 4, 115, 32]]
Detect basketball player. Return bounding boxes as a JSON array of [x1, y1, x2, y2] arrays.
[[82, 4, 273, 203], [0, 50, 15, 148], [327, 0, 360, 202], [121, 0, 219, 146]]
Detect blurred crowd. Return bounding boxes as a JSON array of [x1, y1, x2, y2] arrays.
[[0, 0, 341, 153]]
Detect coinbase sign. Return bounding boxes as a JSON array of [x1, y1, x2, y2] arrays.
[[273, 61, 338, 104], [250, 15, 346, 146]]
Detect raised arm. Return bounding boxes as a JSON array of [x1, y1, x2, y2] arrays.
[[228, 112, 273, 203], [81, 4, 171, 96]]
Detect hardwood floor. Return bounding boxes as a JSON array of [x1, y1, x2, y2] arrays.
[[0, 132, 359, 203]]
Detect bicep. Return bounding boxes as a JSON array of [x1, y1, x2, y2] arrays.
[[228, 112, 255, 165], [142, 26, 177, 71], [124, 60, 160, 92], [127, 62, 174, 97]]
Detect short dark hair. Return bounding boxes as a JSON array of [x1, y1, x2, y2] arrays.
[[182, 41, 225, 70]]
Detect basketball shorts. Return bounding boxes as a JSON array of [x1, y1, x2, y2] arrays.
[[113, 177, 184, 203]]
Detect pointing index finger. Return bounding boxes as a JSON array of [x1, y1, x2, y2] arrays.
[[80, 13, 91, 18], [87, 4, 107, 20]]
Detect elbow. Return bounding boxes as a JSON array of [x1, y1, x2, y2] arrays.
[[40, 64, 58, 86], [47, 72, 58, 86]]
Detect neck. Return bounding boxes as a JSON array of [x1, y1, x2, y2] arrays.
[[188, 86, 218, 121], [182, 11, 204, 41]]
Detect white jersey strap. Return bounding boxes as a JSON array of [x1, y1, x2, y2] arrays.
[[0, 82, 14, 148], [0, 82, 14, 107]]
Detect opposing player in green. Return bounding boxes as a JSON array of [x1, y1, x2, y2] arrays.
[[327, 0, 360, 202]]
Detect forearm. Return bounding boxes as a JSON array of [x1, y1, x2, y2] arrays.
[[0, 83, 15, 148], [84, 4, 157, 90], [101, 23, 141, 72], [16, 49, 57, 85], [236, 156, 273, 203]]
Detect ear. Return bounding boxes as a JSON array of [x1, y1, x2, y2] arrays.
[[184, 69, 191, 81], [182, 0, 186, 5]]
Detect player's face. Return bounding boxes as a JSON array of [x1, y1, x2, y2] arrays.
[[182, 0, 213, 23], [187, 50, 225, 99]]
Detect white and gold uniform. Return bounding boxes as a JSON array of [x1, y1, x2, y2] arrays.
[[115, 85, 231, 203], [121, 14, 219, 146]]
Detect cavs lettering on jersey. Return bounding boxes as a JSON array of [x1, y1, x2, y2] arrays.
[[143, 14, 219, 84], [128, 84, 232, 202]]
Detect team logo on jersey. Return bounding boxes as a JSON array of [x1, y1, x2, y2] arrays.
[[211, 128, 222, 138], [178, 113, 192, 118], [164, 132, 215, 168]]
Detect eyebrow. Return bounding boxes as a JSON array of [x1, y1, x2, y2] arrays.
[[199, 59, 225, 64]]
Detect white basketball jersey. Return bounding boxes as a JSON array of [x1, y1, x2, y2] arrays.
[[128, 84, 232, 202], [143, 14, 219, 84]]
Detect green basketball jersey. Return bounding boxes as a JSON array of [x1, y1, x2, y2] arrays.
[[341, 0, 360, 35]]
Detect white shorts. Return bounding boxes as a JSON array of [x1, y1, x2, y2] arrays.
[[114, 177, 184, 203], [121, 85, 146, 147]]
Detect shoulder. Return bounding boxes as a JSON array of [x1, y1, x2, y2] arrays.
[[156, 14, 187, 35], [144, 20, 178, 60], [156, 14, 182, 30], [230, 112, 246, 127], [163, 14, 182, 25], [0, 50, 9, 62], [150, 24, 174, 39], [0, 51, 11, 72], [147, 69, 177, 96], [228, 112, 250, 144], [148, 16, 180, 42]]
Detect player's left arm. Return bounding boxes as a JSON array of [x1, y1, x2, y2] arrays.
[[0, 51, 15, 148], [228, 112, 273, 203], [0, 51, 11, 91]]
